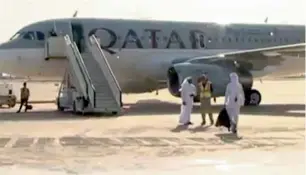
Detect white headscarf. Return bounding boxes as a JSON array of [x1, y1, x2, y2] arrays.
[[225, 72, 244, 106], [179, 77, 196, 102], [179, 77, 192, 92], [229, 73, 240, 88]]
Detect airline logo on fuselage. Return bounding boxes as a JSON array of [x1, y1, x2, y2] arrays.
[[88, 28, 207, 50]]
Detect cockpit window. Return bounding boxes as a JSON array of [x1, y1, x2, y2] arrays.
[[36, 31, 45, 40], [23, 31, 35, 40], [9, 30, 45, 41], [9, 32, 23, 40]]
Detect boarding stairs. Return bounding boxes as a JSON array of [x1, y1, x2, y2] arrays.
[[82, 36, 122, 112], [45, 35, 122, 115]]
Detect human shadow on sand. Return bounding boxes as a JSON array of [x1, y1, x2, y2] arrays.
[[189, 125, 212, 133], [124, 99, 305, 117], [170, 124, 213, 133], [170, 125, 189, 133], [0, 109, 117, 121], [215, 133, 243, 143]]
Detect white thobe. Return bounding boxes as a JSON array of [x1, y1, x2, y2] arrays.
[[225, 73, 245, 129], [179, 80, 196, 124]]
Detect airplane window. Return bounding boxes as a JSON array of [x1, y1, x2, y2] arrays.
[[240, 38, 244, 42], [23, 31, 35, 40], [36, 31, 45, 40], [228, 38, 231, 42], [9, 32, 23, 40], [254, 38, 258, 42], [284, 38, 288, 43], [248, 38, 252, 42], [236, 38, 239, 42]]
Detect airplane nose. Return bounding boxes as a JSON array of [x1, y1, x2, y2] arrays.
[[0, 41, 19, 74], [0, 39, 18, 49], [0, 43, 8, 50]]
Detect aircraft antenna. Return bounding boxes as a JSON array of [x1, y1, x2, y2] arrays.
[[73, 10, 78, 18], [264, 17, 268, 24], [53, 21, 57, 32]]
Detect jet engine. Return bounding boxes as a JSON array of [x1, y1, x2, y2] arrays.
[[167, 60, 255, 103]]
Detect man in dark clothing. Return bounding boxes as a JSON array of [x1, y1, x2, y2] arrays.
[[17, 82, 30, 113], [49, 29, 57, 37]]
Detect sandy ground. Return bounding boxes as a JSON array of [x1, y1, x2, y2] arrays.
[[0, 79, 305, 174]]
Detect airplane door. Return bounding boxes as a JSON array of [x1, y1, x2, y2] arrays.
[[71, 22, 85, 53], [195, 32, 206, 49], [53, 21, 73, 38]]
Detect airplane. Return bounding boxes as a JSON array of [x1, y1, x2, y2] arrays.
[[0, 18, 304, 106]]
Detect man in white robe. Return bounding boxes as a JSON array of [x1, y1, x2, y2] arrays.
[[179, 77, 196, 125], [224, 73, 245, 134]]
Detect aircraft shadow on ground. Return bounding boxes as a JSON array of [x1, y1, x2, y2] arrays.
[[124, 99, 305, 117], [0, 99, 304, 121], [0, 110, 94, 121]]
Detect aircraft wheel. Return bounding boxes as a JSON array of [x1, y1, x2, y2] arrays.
[[244, 89, 261, 106], [56, 97, 65, 111], [72, 101, 77, 114]]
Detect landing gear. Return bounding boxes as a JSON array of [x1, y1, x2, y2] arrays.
[[56, 97, 65, 111], [244, 89, 261, 106], [155, 89, 159, 95], [72, 100, 77, 114]]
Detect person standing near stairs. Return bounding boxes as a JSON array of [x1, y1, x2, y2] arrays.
[[17, 82, 30, 113]]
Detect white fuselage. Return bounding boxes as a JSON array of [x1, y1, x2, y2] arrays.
[[0, 47, 304, 93], [0, 47, 236, 92], [1, 47, 304, 77], [0, 18, 304, 93]]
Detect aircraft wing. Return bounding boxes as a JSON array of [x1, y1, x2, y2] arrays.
[[188, 43, 305, 78]]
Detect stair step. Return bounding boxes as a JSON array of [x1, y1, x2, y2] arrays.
[[93, 84, 107, 88], [95, 103, 119, 109], [92, 81, 108, 85], [79, 51, 121, 112], [95, 103, 117, 108], [96, 97, 115, 101], [94, 85, 110, 89]]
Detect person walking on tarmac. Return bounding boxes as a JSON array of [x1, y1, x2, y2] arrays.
[[198, 73, 216, 126], [224, 73, 245, 134], [17, 82, 30, 113]]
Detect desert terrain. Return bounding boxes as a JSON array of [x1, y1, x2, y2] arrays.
[[0, 79, 304, 174]]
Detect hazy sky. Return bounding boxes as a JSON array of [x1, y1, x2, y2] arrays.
[[0, 0, 305, 42]]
